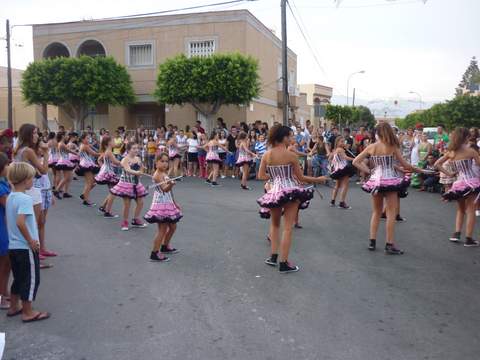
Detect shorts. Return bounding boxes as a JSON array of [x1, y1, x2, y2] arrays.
[[26, 187, 42, 206], [9, 249, 40, 302], [41, 189, 53, 210], [226, 152, 237, 168], [187, 152, 198, 162]]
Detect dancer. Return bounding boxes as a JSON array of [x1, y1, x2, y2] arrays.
[[0, 153, 11, 309], [435, 127, 480, 246], [67, 133, 80, 179], [353, 122, 422, 254], [329, 136, 355, 209], [110, 143, 148, 231], [76, 133, 100, 207], [167, 133, 181, 177], [197, 133, 208, 179], [95, 136, 121, 219], [54, 132, 77, 199], [236, 132, 257, 190], [257, 125, 327, 273], [47, 132, 59, 190], [144, 152, 183, 262], [205, 131, 227, 186]]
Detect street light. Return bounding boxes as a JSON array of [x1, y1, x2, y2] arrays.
[[346, 70, 365, 106], [409, 91, 423, 110]]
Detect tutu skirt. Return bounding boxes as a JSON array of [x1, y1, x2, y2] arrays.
[[144, 203, 183, 224], [206, 153, 222, 164], [48, 159, 58, 168], [55, 158, 76, 171], [362, 176, 411, 197], [330, 164, 355, 180], [69, 154, 80, 164], [257, 186, 314, 209], [110, 181, 148, 199], [95, 171, 119, 186], [236, 154, 252, 167], [442, 179, 480, 201]]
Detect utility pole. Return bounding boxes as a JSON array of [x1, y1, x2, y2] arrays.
[[352, 88, 356, 107], [6, 19, 13, 130], [281, 0, 289, 126]]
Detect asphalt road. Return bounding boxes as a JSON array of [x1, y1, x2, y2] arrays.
[[2, 176, 480, 360]]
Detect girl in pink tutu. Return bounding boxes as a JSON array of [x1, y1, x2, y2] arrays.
[[54, 132, 78, 199], [205, 132, 228, 186], [167, 133, 181, 178], [257, 125, 327, 273], [236, 132, 257, 190], [353, 123, 423, 254], [67, 133, 80, 166], [144, 153, 183, 262], [328, 136, 356, 209], [435, 127, 480, 246], [47, 132, 59, 190], [76, 133, 100, 207], [96, 136, 121, 219], [110, 143, 148, 231]]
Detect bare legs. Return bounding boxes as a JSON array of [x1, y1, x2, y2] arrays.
[[269, 201, 300, 262], [208, 163, 220, 183], [82, 172, 95, 203], [241, 164, 249, 188], [331, 177, 350, 205], [188, 160, 198, 177], [0, 255, 10, 308], [455, 194, 476, 238], [370, 192, 398, 245], [57, 170, 73, 194], [152, 223, 177, 252]]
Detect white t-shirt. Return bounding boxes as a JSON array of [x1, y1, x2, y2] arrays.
[[187, 138, 199, 153]]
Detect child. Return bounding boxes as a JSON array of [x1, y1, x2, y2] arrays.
[[6, 162, 50, 322], [146, 135, 157, 174], [54, 132, 77, 199], [0, 153, 11, 309], [76, 133, 100, 207], [205, 131, 228, 186], [197, 133, 208, 179], [144, 153, 183, 262], [96, 136, 121, 219], [236, 132, 257, 190], [110, 143, 148, 231], [167, 132, 181, 177], [329, 136, 356, 209], [47, 132, 59, 190]]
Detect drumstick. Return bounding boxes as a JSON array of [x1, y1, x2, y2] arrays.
[[148, 176, 184, 189]]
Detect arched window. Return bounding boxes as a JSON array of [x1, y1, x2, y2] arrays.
[[43, 42, 70, 58], [77, 39, 106, 57]]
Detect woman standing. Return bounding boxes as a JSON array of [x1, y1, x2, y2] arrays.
[[309, 135, 329, 178], [76, 133, 100, 207], [353, 123, 422, 254], [236, 132, 257, 190], [257, 125, 327, 273], [205, 132, 228, 186]]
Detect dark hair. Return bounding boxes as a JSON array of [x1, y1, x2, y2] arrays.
[[47, 132, 56, 140], [344, 128, 351, 133], [56, 132, 64, 143], [376, 122, 399, 147], [238, 132, 247, 141], [15, 124, 37, 154], [100, 135, 111, 153], [155, 152, 169, 163], [448, 127, 470, 152], [0, 152, 8, 174], [268, 125, 291, 146], [209, 131, 217, 141], [125, 142, 137, 152]]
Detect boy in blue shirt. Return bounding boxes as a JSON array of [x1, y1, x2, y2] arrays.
[[0, 153, 10, 309], [6, 162, 50, 322]]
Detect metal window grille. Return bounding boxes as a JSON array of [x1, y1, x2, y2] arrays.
[[129, 44, 153, 66], [189, 40, 216, 57]]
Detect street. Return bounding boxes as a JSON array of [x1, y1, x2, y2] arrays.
[[2, 177, 480, 360]]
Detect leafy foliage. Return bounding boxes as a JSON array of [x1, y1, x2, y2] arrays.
[[22, 56, 135, 129], [154, 53, 261, 129], [325, 104, 375, 128], [456, 56, 480, 96]]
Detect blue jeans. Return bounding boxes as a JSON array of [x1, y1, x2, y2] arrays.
[[312, 155, 328, 177]]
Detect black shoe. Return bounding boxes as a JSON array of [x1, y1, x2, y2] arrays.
[[368, 239, 376, 251], [98, 206, 106, 214], [62, 193, 72, 198], [80, 194, 85, 200], [449, 232, 461, 242], [338, 202, 352, 210], [265, 254, 278, 267], [294, 224, 303, 229], [396, 215, 406, 222], [53, 191, 62, 200], [83, 200, 96, 207], [380, 212, 386, 220], [103, 212, 119, 219], [160, 245, 179, 254], [385, 244, 404, 255], [205, 179, 211, 184], [211, 182, 220, 186], [150, 251, 170, 262], [241, 185, 250, 190], [464, 238, 480, 247], [279, 261, 299, 273], [330, 200, 336, 207]]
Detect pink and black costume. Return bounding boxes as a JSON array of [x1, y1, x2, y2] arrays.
[[48, 147, 59, 168], [442, 159, 480, 200], [95, 157, 119, 186], [55, 148, 76, 171], [168, 144, 181, 160], [206, 145, 222, 164], [257, 164, 314, 209], [68, 143, 80, 164], [75, 150, 100, 176], [329, 153, 355, 180], [144, 178, 183, 224], [362, 155, 410, 195], [110, 163, 148, 199], [236, 147, 253, 167]]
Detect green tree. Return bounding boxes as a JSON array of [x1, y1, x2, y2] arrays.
[[350, 105, 375, 128], [154, 53, 261, 131], [22, 56, 135, 130], [456, 56, 480, 96]]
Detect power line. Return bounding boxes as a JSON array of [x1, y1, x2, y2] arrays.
[[305, 0, 426, 10], [286, 0, 329, 80]]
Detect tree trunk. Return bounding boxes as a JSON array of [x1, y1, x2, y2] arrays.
[[40, 104, 49, 131]]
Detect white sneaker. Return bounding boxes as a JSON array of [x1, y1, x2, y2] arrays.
[[476, 210, 480, 217], [231, 175, 235, 178], [221, 175, 226, 179]]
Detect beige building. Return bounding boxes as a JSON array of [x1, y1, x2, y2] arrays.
[[298, 84, 333, 127], [0, 67, 57, 130], [32, 10, 299, 131]]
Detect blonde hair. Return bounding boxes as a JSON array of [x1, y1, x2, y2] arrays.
[[8, 162, 36, 185]]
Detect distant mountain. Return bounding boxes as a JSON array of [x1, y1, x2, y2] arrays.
[[331, 95, 439, 118]]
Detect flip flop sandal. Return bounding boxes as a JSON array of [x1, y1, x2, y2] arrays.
[[23, 311, 50, 323], [40, 263, 53, 269], [0, 302, 11, 310], [6, 308, 22, 317]]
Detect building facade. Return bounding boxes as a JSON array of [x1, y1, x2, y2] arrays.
[[32, 10, 298, 131], [298, 84, 333, 127]]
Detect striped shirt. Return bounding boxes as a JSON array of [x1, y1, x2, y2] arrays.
[[254, 141, 267, 156]]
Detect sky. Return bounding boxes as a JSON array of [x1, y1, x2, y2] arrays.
[[1, 0, 479, 105]]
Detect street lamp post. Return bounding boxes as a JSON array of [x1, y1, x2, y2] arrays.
[[346, 70, 365, 106], [409, 91, 423, 110]]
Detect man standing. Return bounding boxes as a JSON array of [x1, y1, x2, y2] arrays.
[[226, 126, 238, 178], [194, 120, 205, 135], [433, 125, 449, 156]]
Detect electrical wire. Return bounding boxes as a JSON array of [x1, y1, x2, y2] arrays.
[[301, 0, 425, 10]]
